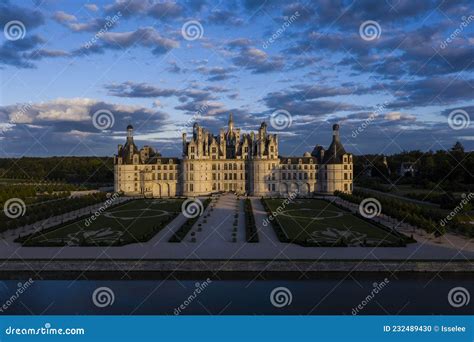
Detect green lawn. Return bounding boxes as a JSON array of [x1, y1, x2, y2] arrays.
[[264, 199, 406, 247], [19, 199, 184, 246]]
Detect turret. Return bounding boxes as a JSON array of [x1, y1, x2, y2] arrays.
[[127, 124, 134, 140], [323, 124, 346, 164]]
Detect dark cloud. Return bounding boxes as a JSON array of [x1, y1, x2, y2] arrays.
[[207, 9, 244, 26], [227, 39, 285, 73], [72, 27, 179, 56], [105, 82, 177, 98], [383, 77, 474, 109], [195, 65, 237, 81], [104, 0, 185, 20], [0, 35, 45, 68], [0, 98, 170, 156], [0, 1, 45, 30]]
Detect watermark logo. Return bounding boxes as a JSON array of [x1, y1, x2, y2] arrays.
[[84, 11, 122, 49], [182, 198, 204, 218], [85, 192, 120, 227], [0, 279, 34, 313], [262, 11, 300, 49], [4, 20, 26, 41], [448, 109, 470, 130], [179, 102, 209, 136], [181, 20, 204, 41], [270, 287, 292, 308], [352, 278, 390, 315], [440, 192, 473, 227], [92, 109, 115, 131], [270, 109, 292, 130], [440, 15, 474, 49], [359, 20, 381, 41], [447, 286, 470, 308], [3, 198, 26, 219], [358, 198, 381, 218], [263, 190, 298, 226], [92, 287, 115, 308], [174, 279, 212, 315], [351, 101, 388, 138]]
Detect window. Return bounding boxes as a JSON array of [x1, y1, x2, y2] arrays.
[[272, 184, 276, 191], [344, 173, 348, 180], [191, 147, 195, 153], [344, 184, 348, 191]]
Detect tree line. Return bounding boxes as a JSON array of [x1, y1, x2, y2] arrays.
[[354, 142, 474, 192], [0, 157, 114, 184]]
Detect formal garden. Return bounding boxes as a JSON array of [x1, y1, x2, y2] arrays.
[[262, 198, 413, 247], [16, 199, 184, 246]]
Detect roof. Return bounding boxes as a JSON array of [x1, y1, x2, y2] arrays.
[[323, 126, 348, 164], [279, 156, 317, 164]]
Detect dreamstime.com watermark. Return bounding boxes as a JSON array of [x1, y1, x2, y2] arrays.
[[351, 278, 390, 315], [440, 192, 473, 227], [263, 190, 298, 226], [84, 192, 120, 227], [179, 102, 209, 136], [358, 197, 382, 219], [440, 15, 474, 49], [352, 101, 388, 138], [4, 323, 85, 336], [0, 279, 34, 313], [270, 286, 293, 308], [84, 12, 122, 49], [1, 102, 32, 135], [262, 11, 300, 49], [173, 278, 212, 315], [3, 197, 27, 219]]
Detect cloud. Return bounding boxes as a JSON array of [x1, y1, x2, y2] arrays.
[[0, 35, 50, 68], [0, 1, 45, 30], [0, 97, 170, 156], [104, 81, 220, 102], [105, 82, 177, 98], [85, 4, 99, 12], [104, 0, 185, 20], [53, 11, 77, 24], [73, 27, 179, 56], [384, 112, 416, 121], [384, 77, 474, 109], [207, 10, 244, 26], [195, 65, 237, 81], [227, 39, 285, 73]]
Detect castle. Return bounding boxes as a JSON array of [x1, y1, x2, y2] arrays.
[[114, 114, 353, 197]]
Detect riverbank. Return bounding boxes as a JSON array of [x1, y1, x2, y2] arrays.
[[1, 259, 473, 280]]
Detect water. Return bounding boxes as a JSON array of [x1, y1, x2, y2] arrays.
[[0, 273, 471, 315]]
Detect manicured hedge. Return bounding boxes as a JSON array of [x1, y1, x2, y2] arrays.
[[244, 199, 258, 242], [169, 198, 211, 242]]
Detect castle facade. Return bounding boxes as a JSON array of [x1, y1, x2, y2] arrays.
[[114, 114, 353, 197]]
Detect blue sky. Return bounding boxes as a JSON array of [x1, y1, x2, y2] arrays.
[[0, 0, 473, 157]]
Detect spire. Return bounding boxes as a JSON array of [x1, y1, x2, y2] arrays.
[[323, 123, 346, 164], [228, 112, 234, 131], [127, 124, 134, 140]]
